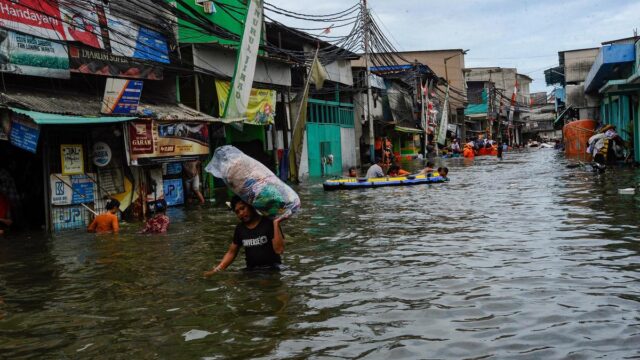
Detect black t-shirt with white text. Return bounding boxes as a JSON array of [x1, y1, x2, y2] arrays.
[[233, 217, 281, 269]]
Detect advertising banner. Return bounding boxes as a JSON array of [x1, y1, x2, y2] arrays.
[[108, 16, 169, 64], [0, 0, 108, 49], [61, 144, 84, 175], [216, 80, 275, 125], [0, 0, 65, 41], [9, 116, 40, 153], [223, 0, 263, 121], [69, 45, 163, 80], [101, 78, 144, 115], [0, 29, 69, 79], [127, 121, 210, 165]]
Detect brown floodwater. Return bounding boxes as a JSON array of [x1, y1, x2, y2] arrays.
[[1, 149, 639, 359]]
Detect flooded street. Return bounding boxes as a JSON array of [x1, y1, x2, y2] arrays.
[[1, 149, 640, 359]]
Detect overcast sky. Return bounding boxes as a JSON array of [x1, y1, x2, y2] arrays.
[[267, 0, 640, 93]]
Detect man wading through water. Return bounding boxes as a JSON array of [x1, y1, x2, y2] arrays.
[[204, 196, 286, 276]]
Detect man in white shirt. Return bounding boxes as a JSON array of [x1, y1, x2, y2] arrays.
[[366, 157, 385, 178]]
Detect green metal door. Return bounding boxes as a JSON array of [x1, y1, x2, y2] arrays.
[[307, 123, 342, 177]]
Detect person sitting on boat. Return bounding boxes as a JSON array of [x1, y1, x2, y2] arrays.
[[366, 157, 386, 178], [418, 161, 436, 175], [348, 167, 358, 178], [387, 164, 410, 177]]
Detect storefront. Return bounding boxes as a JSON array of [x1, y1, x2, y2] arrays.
[[1, 89, 219, 233]]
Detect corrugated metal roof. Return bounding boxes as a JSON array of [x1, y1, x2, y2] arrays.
[[0, 90, 225, 122]]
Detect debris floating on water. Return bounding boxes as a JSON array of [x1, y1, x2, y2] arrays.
[[182, 329, 212, 341], [618, 188, 635, 195]]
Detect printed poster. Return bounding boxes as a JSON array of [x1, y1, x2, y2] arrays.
[[127, 121, 209, 165], [216, 80, 275, 125], [61, 144, 84, 175]]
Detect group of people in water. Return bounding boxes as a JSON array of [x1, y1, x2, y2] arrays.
[[86, 198, 171, 235]]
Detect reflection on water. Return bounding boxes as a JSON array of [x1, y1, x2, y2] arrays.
[[1, 150, 640, 359]]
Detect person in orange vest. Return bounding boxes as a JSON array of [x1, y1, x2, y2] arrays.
[[463, 144, 475, 158]]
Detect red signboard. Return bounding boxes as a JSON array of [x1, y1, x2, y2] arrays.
[[0, 0, 64, 40], [0, 0, 108, 49], [128, 122, 153, 155]]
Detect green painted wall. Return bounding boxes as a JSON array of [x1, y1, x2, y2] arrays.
[[307, 123, 343, 177]]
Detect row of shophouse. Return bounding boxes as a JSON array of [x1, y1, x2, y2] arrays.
[[1, 0, 541, 234], [0, 0, 467, 234], [545, 36, 640, 162]]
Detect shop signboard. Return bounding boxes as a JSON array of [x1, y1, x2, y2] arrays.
[[108, 17, 170, 64], [50, 174, 96, 206], [61, 144, 84, 175], [9, 116, 39, 153], [101, 78, 144, 115], [215, 80, 275, 125], [52, 205, 89, 232], [0, 30, 70, 79], [163, 178, 184, 206], [92, 141, 112, 167], [68, 45, 163, 80], [127, 121, 209, 165]]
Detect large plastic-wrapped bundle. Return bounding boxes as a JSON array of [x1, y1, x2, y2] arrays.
[[205, 145, 300, 219]]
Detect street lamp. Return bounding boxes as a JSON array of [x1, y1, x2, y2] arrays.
[[444, 49, 469, 85], [442, 50, 468, 140]]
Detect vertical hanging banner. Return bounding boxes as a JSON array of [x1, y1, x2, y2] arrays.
[[101, 78, 144, 115], [437, 87, 449, 145], [223, 0, 263, 121]]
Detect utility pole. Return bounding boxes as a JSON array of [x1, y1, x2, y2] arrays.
[[363, 0, 375, 164]]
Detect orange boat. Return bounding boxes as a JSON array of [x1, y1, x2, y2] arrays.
[[563, 119, 597, 161]]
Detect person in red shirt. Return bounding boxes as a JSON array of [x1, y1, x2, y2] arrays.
[[88, 199, 120, 234], [0, 193, 12, 236], [141, 199, 170, 234]]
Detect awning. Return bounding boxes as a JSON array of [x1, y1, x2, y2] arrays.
[[554, 105, 573, 129], [1, 90, 227, 123], [394, 126, 423, 134], [10, 107, 135, 124]]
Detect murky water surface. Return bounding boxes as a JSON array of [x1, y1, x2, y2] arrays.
[[1, 150, 640, 359]]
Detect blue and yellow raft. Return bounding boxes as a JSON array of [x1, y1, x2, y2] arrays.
[[323, 174, 448, 191]]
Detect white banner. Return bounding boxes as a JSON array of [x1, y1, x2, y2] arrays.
[[224, 0, 263, 120], [437, 88, 449, 145]]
